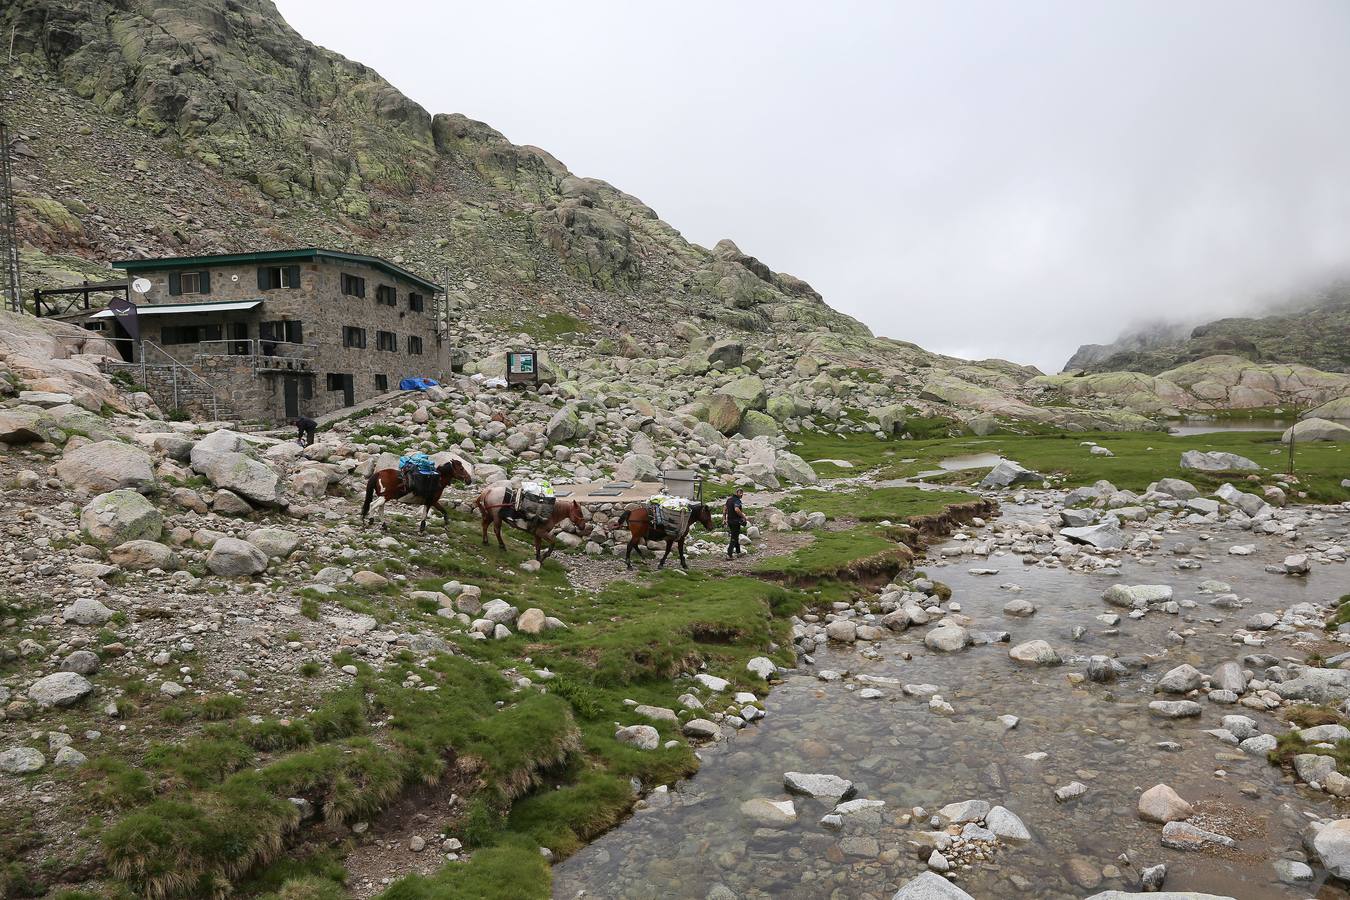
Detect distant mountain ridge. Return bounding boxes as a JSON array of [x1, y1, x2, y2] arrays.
[[1062, 283, 1350, 375]]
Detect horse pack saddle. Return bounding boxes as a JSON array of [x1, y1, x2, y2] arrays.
[[648, 500, 696, 534], [399, 462, 440, 501], [505, 486, 555, 524]]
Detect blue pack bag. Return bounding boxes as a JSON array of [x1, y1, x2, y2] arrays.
[[398, 452, 437, 475]]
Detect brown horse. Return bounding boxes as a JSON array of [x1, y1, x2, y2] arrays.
[[361, 458, 473, 533], [616, 503, 715, 570], [474, 483, 587, 561]]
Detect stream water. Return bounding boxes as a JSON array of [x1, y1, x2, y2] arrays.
[[1164, 418, 1350, 436], [554, 503, 1350, 899], [1168, 419, 1294, 436]]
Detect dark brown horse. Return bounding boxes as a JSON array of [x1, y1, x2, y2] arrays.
[[617, 503, 715, 570], [474, 483, 587, 561], [361, 458, 473, 533]]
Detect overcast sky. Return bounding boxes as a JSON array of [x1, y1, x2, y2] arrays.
[[277, 0, 1350, 372]]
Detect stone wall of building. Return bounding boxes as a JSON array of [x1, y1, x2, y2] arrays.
[[192, 355, 283, 420], [108, 253, 450, 420]]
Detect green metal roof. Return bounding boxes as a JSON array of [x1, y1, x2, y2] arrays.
[[112, 248, 443, 293]]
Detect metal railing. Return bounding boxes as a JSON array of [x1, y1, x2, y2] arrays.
[[140, 340, 221, 420], [57, 333, 222, 419], [196, 338, 319, 373], [31, 280, 128, 317]]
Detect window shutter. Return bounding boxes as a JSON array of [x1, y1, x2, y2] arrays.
[[199, 271, 211, 294], [287, 265, 301, 288], [168, 272, 181, 296], [357, 278, 366, 298], [289, 321, 303, 343], [257, 267, 270, 290]]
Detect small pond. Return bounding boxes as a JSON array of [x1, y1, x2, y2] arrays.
[[1168, 419, 1293, 436]]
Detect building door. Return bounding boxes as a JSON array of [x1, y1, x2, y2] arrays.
[[109, 319, 135, 362], [341, 374, 354, 407], [282, 375, 300, 419], [229, 322, 249, 356]]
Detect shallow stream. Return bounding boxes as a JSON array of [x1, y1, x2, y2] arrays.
[[554, 502, 1350, 899]]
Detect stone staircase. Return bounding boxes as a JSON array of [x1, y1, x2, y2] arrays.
[[103, 360, 234, 421]]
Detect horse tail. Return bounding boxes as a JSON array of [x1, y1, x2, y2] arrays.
[[361, 472, 378, 518]]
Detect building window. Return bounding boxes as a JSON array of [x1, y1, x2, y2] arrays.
[[375, 284, 396, 306], [376, 330, 397, 352], [408, 335, 423, 355], [342, 326, 367, 349], [161, 324, 223, 345], [374, 374, 388, 391], [260, 320, 303, 345], [341, 273, 366, 297], [408, 292, 425, 312], [326, 374, 348, 392], [258, 265, 300, 290], [302, 379, 313, 400], [169, 270, 211, 295]]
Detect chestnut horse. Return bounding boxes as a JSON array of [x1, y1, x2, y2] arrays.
[[474, 483, 587, 561], [361, 458, 473, 533], [616, 503, 715, 570]]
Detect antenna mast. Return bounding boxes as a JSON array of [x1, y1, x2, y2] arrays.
[[0, 121, 21, 313]]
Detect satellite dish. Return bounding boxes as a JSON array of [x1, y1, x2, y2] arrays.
[[131, 278, 152, 295]]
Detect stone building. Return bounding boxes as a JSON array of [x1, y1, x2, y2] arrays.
[[80, 249, 446, 421]]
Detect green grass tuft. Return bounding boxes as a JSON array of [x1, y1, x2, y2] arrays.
[[777, 485, 975, 522], [1326, 594, 1350, 632], [377, 841, 550, 900], [751, 526, 909, 581]]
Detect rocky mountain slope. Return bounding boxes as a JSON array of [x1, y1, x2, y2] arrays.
[[5, 0, 1350, 434], [1031, 356, 1350, 417], [1063, 283, 1350, 375], [2, 0, 864, 343], [0, 0, 1121, 434], [1061, 319, 1195, 373]]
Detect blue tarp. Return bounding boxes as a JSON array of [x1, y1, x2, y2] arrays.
[[398, 452, 437, 475], [399, 377, 440, 391]]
